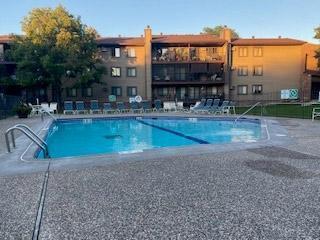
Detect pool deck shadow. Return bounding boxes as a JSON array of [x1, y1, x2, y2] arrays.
[[1, 114, 320, 239]]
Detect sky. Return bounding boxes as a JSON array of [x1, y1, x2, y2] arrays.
[[0, 0, 319, 43]]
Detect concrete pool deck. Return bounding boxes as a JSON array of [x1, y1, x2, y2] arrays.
[[0, 113, 320, 239]]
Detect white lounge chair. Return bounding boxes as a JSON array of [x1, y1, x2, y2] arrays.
[[163, 101, 176, 112], [40, 102, 52, 113], [312, 108, 320, 121], [49, 102, 58, 114]]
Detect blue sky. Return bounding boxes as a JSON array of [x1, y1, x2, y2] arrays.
[[0, 0, 319, 43]]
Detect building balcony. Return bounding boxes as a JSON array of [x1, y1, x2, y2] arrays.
[[152, 73, 224, 85]]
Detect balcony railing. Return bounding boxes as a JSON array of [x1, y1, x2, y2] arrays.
[[152, 73, 224, 83], [152, 47, 224, 63]]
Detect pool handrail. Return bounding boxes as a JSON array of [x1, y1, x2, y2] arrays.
[[5, 125, 50, 158], [234, 102, 261, 123]]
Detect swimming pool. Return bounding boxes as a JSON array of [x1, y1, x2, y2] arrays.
[[38, 117, 261, 159]]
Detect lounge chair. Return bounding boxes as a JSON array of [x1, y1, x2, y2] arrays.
[[153, 99, 163, 112], [116, 102, 129, 113], [28, 103, 40, 115], [190, 99, 206, 112], [214, 100, 229, 114], [176, 102, 185, 112], [312, 107, 320, 121], [63, 101, 74, 114], [163, 101, 176, 112], [130, 101, 142, 113], [103, 103, 115, 114], [90, 100, 101, 114], [40, 102, 52, 113], [49, 102, 58, 114], [208, 99, 221, 113], [196, 99, 213, 113], [75, 101, 87, 114], [141, 100, 152, 113]]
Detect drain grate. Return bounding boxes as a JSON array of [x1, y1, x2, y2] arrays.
[[245, 160, 318, 179], [248, 146, 319, 159]]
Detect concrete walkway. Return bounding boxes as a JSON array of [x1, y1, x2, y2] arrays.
[[0, 115, 320, 239]]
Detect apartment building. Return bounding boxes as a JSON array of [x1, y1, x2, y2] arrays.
[[0, 26, 319, 103]]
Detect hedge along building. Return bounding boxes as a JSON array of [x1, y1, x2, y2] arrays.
[[0, 26, 319, 103]]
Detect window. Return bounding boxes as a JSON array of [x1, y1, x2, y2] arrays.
[[158, 87, 168, 96], [253, 47, 263, 57], [253, 66, 263, 76], [127, 48, 136, 57], [111, 67, 121, 77], [237, 85, 248, 95], [127, 67, 136, 77], [252, 85, 263, 94], [127, 87, 137, 97], [82, 87, 93, 97], [112, 47, 121, 57], [206, 86, 218, 96], [66, 88, 77, 97], [188, 87, 200, 99], [238, 66, 248, 76], [111, 87, 122, 96], [176, 87, 187, 99], [239, 47, 248, 57]]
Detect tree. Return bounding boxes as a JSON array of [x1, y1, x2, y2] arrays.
[[202, 25, 239, 39], [6, 5, 106, 103], [314, 26, 320, 67]]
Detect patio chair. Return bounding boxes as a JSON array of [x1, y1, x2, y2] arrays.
[[214, 100, 230, 115], [196, 99, 213, 113], [153, 99, 163, 112], [190, 99, 206, 112], [163, 101, 176, 112], [141, 100, 152, 113], [116, 102, 130, 113], [75, 101, 87, 114], [90, 100, 101, 114], [40, 102, 53, 113], [130, 101, 142, 113], [224, 101, 236, 115], [28, 103, 39, 115], [103, 103, 115, 114], [63, 101, 74, 114], [49, 102, 58, 114], [208, 99, 221, 113], [176, 101, 185, 112], [312, 107, 320, 121]]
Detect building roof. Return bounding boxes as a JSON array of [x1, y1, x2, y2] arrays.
[[96, 37, 145, 46], [0, 35, 12, 44], [231, 38, 306, 46], [152, 34, 226, 46]]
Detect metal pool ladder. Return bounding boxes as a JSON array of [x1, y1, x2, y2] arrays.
[[5, 124, 50, 158], [234, 102, 261, 124]]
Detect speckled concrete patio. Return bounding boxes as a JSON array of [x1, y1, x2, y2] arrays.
[[0, 114, 320, 239]]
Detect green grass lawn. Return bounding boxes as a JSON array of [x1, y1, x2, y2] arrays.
[[236, 104, 320, 119]]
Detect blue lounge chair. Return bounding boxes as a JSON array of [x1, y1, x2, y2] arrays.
[[103, 103, 115, 114], [130, 101, 142, 113], [153, 99, 163, 112], [214, 100, 230, 114], [141, 100, 152, 113], [116, 102, 129, 113], [190, 99, 206, 112], [75, 101, 87, 114], [90, 100, 101, 114], [208, 99, 221, 113], [197, 99, 213, 113], [63, 101, 74, 114]]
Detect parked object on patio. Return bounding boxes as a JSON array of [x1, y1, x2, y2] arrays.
[[196, 99, 213, 113], [141, 100, 152, 113], [213, 100, 229, 114], [190, 99, 206, 112], [90, 100, 101, 114], [208, 99, 221, 113], [153, 99, 164, 112], [176, 102, 185, 112], [224, 101, 236, 115], [75, 101, 87, 114], [312, 108, 320, 121], [130, 101, 142, 113], [103, 103, 115, 114], [63, 101, 74, 114], [40, 102, 52, 113], [163, 101, 176, 112], [49, 102, 58, 114], [28, 103, 41, 115], [116, 102, 130, 113]]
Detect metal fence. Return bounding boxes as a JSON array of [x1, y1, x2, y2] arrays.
[[0, 94, 21, 119]]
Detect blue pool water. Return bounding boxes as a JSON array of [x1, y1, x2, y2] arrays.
[[38, 117, 261, 158]]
